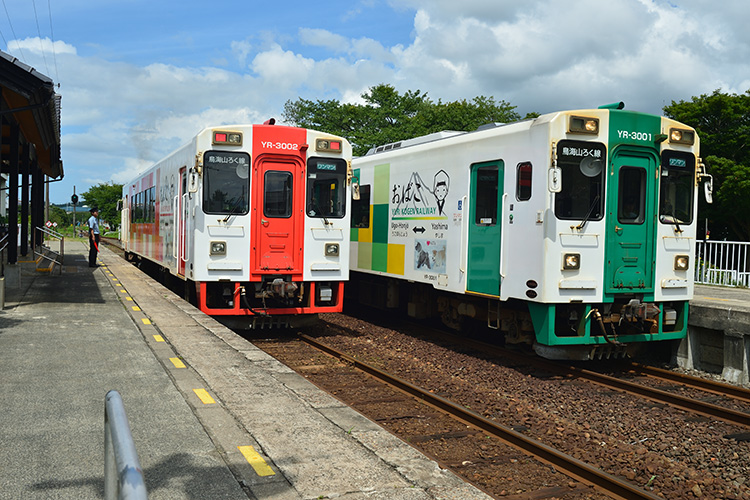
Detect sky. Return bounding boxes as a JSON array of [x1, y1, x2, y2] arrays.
[[2, 0, 749, 204]]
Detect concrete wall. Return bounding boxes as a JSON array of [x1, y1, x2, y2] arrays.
[[677, 285, 750, 386]]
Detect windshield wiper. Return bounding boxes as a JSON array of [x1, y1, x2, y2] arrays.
[[575, 194, 600, 230], [222, 196, 246, 222]]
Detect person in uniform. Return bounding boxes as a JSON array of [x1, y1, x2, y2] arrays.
[[88, 207, 100, 267]]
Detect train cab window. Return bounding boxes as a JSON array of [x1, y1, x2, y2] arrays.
[[554, 141, 606, 221], [659, 151, 695, 226], [475, 166, 499, 225], [202, 151, 251, 215], [351, 184, 371, 228], [618, 167, 646, 224], [264, 171, 293, 218], [306, 157, 347, 219], [516, 162, 532, 201]]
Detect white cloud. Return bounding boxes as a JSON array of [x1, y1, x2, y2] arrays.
[[5, 0, 750, 202], [8, 37, 76, 56]]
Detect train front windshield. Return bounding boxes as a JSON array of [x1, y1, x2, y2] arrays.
[[203, 151, 251, 215], [659, 151, 695, 225], [306, 157, 348, 218], [554, 141, 606, 221]]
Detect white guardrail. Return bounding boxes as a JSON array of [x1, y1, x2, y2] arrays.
[[695, 240, 750, 288]]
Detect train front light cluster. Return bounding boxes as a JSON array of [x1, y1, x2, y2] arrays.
[[210, 241, 227, 255], [669, 128, 695, 145], [569, 116, 599, 135], [212, 130, 242, 146], [563, 253, 580, 270], [674, 255, 689, 271], [316, 138, 342, 153]]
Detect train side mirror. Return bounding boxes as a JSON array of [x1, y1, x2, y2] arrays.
[[548, 167, 562, 193], [188, 169, 199, 194], [352, 181, 360, 201], [698, 159, 712, 204], [703, 175, 713, 204]]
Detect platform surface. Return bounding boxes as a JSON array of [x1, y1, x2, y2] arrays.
[[0, 240, 491, 500]]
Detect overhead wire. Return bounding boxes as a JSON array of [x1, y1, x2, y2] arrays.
[[31, 0, 51, 76], [1, 0, 27, 62], [47, 0, 59, 84]]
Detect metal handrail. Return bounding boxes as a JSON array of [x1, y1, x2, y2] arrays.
[[34, 226, 64, 272], [0, 233, 7, 278], [695, 240, 750, 288], [104, 390, 148, 500]]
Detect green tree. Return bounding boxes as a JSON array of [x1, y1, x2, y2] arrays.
[[283, 84, 529, 156], [48, 205, 72, 227], [81, 182, 123, 231], [664, 90, 750, 241]]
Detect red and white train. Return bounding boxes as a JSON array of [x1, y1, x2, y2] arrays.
[[121, 122, 353, 328]]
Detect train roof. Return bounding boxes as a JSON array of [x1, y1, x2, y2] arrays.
[[362, 119, 538, 157]]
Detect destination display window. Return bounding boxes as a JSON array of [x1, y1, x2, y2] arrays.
[[554, 140, 606, 221], [659, 151, 695, 226], [306, 157, 348, 219], [202, 151, 250, 215]]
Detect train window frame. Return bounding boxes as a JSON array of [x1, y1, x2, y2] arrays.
[[351, 184, 371, 228], [554, 140, 606, 221], [202, 151, 251, 216], [306, 157, 348, 219], [659, 151, 695, 226], [263, 170, 293, 218], [617, 166, 646, 225], [516, 162, 532, 201]]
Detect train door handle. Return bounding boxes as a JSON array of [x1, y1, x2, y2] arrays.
[[614, 225, 623, 234], [261, 219, 269, 226]]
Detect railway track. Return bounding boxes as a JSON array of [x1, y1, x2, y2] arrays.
[[388, 316, 750, 429], [298, 333, 662, 500]]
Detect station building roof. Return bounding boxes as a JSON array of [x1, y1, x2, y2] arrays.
[[0, 49, 62, 179]]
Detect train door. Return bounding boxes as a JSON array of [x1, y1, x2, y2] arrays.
[[252, 156, 303, 273], [176, 167, 188, 276], [466, 160, 504, 296], [604, 148, 658, 292]]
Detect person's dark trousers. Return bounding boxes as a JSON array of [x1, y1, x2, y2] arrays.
[[89, 234, 100, 267]]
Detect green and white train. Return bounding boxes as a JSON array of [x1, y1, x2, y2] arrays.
[[348, 103, 712, 360]]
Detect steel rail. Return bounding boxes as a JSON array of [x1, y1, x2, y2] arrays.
[[300, 333, 662, 500], [626, 363, 750, 404], [401, 326, 750, 428]]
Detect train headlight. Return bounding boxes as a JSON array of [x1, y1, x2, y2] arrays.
[[669, 128, 695, 145], [325, 243, 340, 257], [674, 254, 689, 271], [563, 253, 580, 270], [569, 116, 599, 135], [210, 241, 227, 255]]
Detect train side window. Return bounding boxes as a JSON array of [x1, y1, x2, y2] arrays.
[[475, 166, 499, 225], [554, 141, 606, 220], [306, 158, 347, 219], [659, 151, 695, 226], [516, 162, 532, 201], [351, 184, 371, 228], [618, 167, 646, 224], [264, 171, 293, 218]]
